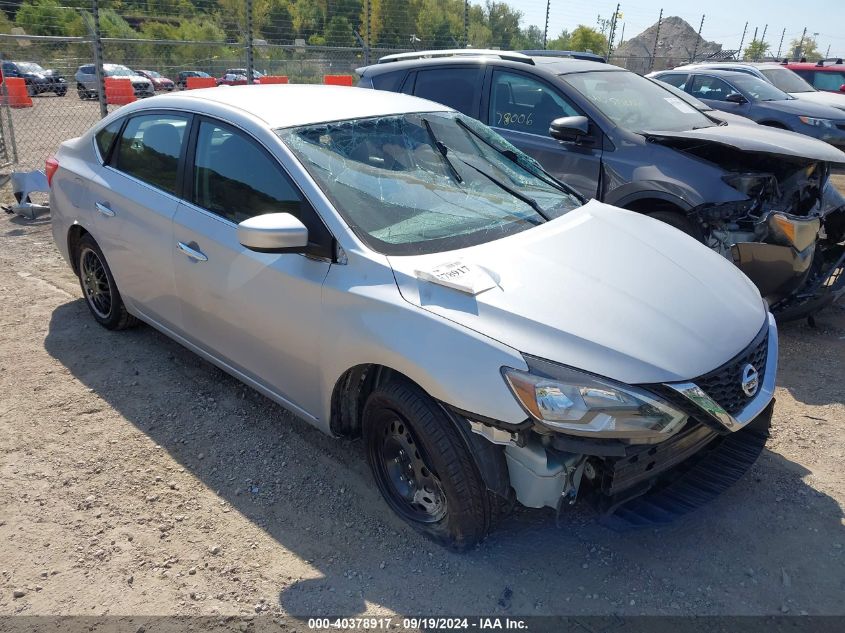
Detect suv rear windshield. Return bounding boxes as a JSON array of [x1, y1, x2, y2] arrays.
[[278, 112, 581, 256], [563, 70, 717, 132], [760, 67, 815, 93]]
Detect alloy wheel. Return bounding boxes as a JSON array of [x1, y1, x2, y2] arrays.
[[80, 247, 112, 319]]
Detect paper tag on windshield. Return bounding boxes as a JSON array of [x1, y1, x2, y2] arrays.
[[415, 260, 496, 295], [664, 97, 697, 114]]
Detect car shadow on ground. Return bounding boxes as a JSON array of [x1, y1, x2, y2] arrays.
[[44, 299, 845, 617]]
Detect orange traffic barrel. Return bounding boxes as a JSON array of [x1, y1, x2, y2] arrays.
[[323, 74, 353, 86], [6, 77, 33, 108], [186, 76, 217, 89], [260, 75, 289, 84], [105, 77, 135, 105]]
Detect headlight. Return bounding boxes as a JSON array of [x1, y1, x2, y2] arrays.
[[502, 359, 688, 441], [722, 172, 777, 197], [799, 116, 835, 129]]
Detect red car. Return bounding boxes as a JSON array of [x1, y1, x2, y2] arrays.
[[783, 59, 845, 94], [135, 69, 175, 91], [217, 68, 263, 86]]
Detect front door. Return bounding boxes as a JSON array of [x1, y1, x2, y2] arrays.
[[171, 118, 333, 418], [485, 69, 603, 199]]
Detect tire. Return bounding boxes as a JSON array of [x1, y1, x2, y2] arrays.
[[55, 88, 67, 97], [363, 379, 491, 550], [647, 210, 705, 243], [77, 83, 88, 100], [25, 81, 35, 97], [75, 234, 137, 330]]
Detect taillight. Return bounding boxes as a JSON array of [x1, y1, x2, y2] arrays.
[[45, 155, 59, 187]]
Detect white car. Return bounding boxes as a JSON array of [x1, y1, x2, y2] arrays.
[[47, 85, 778, 548]]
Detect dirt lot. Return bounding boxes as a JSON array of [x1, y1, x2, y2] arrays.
[[0, 102, 844, 626]]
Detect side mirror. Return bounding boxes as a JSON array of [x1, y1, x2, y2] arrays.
[[238, 212, 309, 253], [725, 92, 747, 104], [839, 84, 845, 93], [549, 116, 591, 143]]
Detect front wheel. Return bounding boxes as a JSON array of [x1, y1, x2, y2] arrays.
[[363, 379, 492, 550], [76, 83, 88, 100], [55, 87, 67, 97], [647, 210, 705, 243], [75, 234, 137, 330]]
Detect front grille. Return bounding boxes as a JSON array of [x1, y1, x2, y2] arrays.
[[645, 322, 769, 423], [693, 324, 769, 416]]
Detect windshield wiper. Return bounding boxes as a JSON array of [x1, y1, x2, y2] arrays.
[[421, 118, 463, 185], [452, 154, 550, 222], [454, 118, 576, 197]]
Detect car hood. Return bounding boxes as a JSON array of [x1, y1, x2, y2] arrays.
[[643, 122, 845, 164], [790, 90, 845, 112], [760, 97, 845, 119], [387, 200, 766, 385]]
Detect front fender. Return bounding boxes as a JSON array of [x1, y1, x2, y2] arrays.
[[605, 180, 698, 212], [316, 251, 529, 434]]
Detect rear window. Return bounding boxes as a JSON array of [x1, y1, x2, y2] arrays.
[[370, 70, 406, 92], [412, 67, 482, 116]]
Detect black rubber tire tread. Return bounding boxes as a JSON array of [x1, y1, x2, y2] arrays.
[[647, 210, 705, 243], [363, 378, 492, 550], [76, 233, 138, 331]]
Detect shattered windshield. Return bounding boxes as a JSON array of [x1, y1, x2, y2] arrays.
[[564, 70, 717, 132], [278, 112, 581, 255]]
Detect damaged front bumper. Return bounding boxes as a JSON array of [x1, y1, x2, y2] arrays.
[[467, 314, 778, 527]]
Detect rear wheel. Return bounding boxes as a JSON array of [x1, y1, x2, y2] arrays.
[[76, 83, 88, 100], [55, 87, 67, 97], [75, 234, 137, 330], [363, 379, 491, 550]]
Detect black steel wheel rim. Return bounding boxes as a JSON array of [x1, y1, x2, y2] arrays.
[[376, 416, 447, 523], [80, 248, 112, 318]]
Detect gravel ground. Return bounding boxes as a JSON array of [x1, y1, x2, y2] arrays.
[[0, 99, 843, 627]]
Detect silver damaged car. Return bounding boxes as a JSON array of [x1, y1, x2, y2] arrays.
[[48, 85, 778, 548]]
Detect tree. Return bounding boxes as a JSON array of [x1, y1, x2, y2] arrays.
[[547, 28, 572, 50], [568, 25, 607, 54], [324, 15, 355, 47], [790, 35, 821, 60], [372, 0, 415, 48], [262, 0, 295, 44], [486, 1, 522, 50], [415, 0, 463, 48], [743, 38, 769, 61], [15, 0, 79, 36], [512, 24, 543, 50]]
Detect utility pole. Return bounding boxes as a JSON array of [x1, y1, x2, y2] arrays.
[[619, 22, 625, 47], [364, 0, 371, 65], [91, 0, 107, 118], [825, 44, 831, 58], [463, 0, 469, 47], [737, 22, 748, 60], [776, 27, 785, 59], [797, 27, 807, 60], [691, 14, 705, 61], [607, 4, 620, 59], [245, 0, 254, 84], [649, 9, 662, 72], [543, 0, 550, 50]]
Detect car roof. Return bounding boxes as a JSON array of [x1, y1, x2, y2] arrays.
[[786, 61, 845, 71], [664, 68, 754, 79], [360, 53, 618, 78], [136, 84, 452, 128]]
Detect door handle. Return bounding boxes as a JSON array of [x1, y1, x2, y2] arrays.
[[95, 202, 115, 217], [177, 241, 208, 262]]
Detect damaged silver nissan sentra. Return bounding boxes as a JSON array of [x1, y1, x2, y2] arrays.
[[49, 86, 777, 548]]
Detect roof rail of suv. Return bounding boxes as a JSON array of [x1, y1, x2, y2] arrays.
[[816, 57, 844, 66], [377, 49, 535, 65]]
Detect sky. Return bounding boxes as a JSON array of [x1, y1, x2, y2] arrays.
[[519, 0, 845, 58]]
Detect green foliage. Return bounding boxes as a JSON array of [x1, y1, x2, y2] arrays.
[[547, 28, 572, 50], [16, 0, 80, 36], [568, 25, 607, 54], [790, 35, 821, 60], [743, 38, 769, 61]]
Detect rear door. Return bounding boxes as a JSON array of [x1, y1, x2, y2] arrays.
[[407, 66, 484, 118], [171, 118, 333, 418], [483, 68, 603, 198], [90, 111, 190, 329]]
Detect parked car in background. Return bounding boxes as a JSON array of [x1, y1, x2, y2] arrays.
[[785, 59, 845, 95], [358, 51, 845, 319], [650, 68, 845, 149], [217, 68, 264, 86], [75, 64, 154, 100], [135, 69, 174, 91], [2, 61, 67, 96], [48, 85, 779, 547], [670, 62, 845, 112], [176, 70, 214, 90]]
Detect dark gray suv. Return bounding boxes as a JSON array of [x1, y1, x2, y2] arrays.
[[357, 51, 845, 320]]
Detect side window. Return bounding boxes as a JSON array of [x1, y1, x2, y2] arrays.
[[370, 70, 406, 92], [489, 70, 579, 136], [658, 73, 689, 90], [688, 76, 735, 101], [412, 67, 482, 116], [114, 114, 188, 194], [192, 121, 303, 224], [81, 65, 94, 75], [3, 62, 15, 75], [95, 118, 123, 163], [813, 71, 845, 91]]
